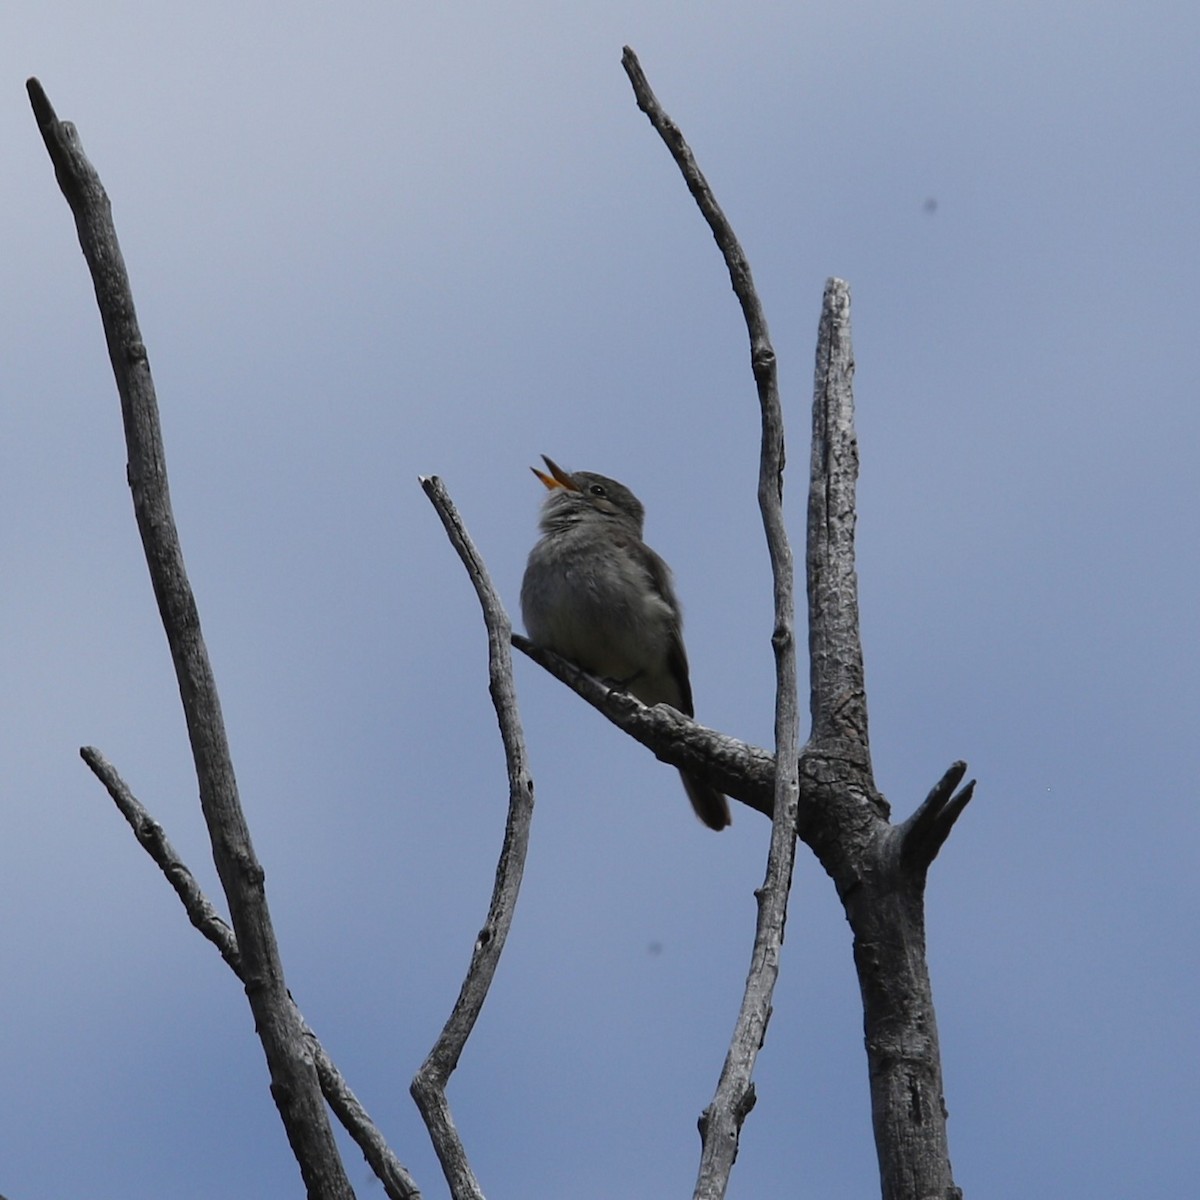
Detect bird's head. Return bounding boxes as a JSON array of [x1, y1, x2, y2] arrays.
[[531, 455, 645, 535]]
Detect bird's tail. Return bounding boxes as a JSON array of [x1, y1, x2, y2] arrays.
[[680, 770, 731, 831]]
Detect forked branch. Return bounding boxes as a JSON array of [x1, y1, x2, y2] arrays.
[[28, 76, 353, 1199], [901, 761, 977, 870], [80, 748, 422, 1200]]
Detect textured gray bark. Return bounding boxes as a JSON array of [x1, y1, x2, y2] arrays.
[[800, 284, 970, 1200]]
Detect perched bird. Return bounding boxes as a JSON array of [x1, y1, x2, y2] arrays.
[[520, 455, 731, 830]]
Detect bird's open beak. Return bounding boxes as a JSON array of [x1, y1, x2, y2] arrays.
[[531, 455, 579, 491]]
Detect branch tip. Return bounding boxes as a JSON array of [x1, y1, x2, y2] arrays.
[[26, 76, 55, 127], [940, 779, 976, 831], [930, 760, 968, 805]]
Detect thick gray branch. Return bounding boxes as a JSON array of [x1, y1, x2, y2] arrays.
[[798, 284, 965, 1199], [79, 748, 422, 1200], [414, 476, 538, 1200], [621, 47, 802, 1200], [28, 77, 352, 1199], [808, 278, 872, 753]]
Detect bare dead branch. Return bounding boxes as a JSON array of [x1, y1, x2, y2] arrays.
[[80, 746, 241, 970], [414, 476, 538, 1200], [28, 76, 353, 1199], [797, 283, 966, 1198], [621, 47, 801, 1200], [807, 278, 874, 753], [79, 747, 422, 1200], [620, 49, 776, 399], [512, 635, 775, 816]]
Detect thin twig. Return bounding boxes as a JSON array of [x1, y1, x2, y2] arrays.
[[79, 747, 422, 1200], [80, 747, 241, 970], [414, 476, 537, 1200], [28, 76, 353, 1198], [621, 47, 802, 1200]]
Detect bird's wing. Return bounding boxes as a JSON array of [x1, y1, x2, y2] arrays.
[[626, 537, 681, 614], [626, 536, 696, 718], [664, 627, 695, 717]]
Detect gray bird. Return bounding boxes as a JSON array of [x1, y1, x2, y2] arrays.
[[520, 455, 731, 830]]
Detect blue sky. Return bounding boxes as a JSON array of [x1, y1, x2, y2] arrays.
[[3, 4, 1197, 1197]]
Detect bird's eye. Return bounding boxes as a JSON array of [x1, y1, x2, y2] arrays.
[[588, 484, 607, 498]]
